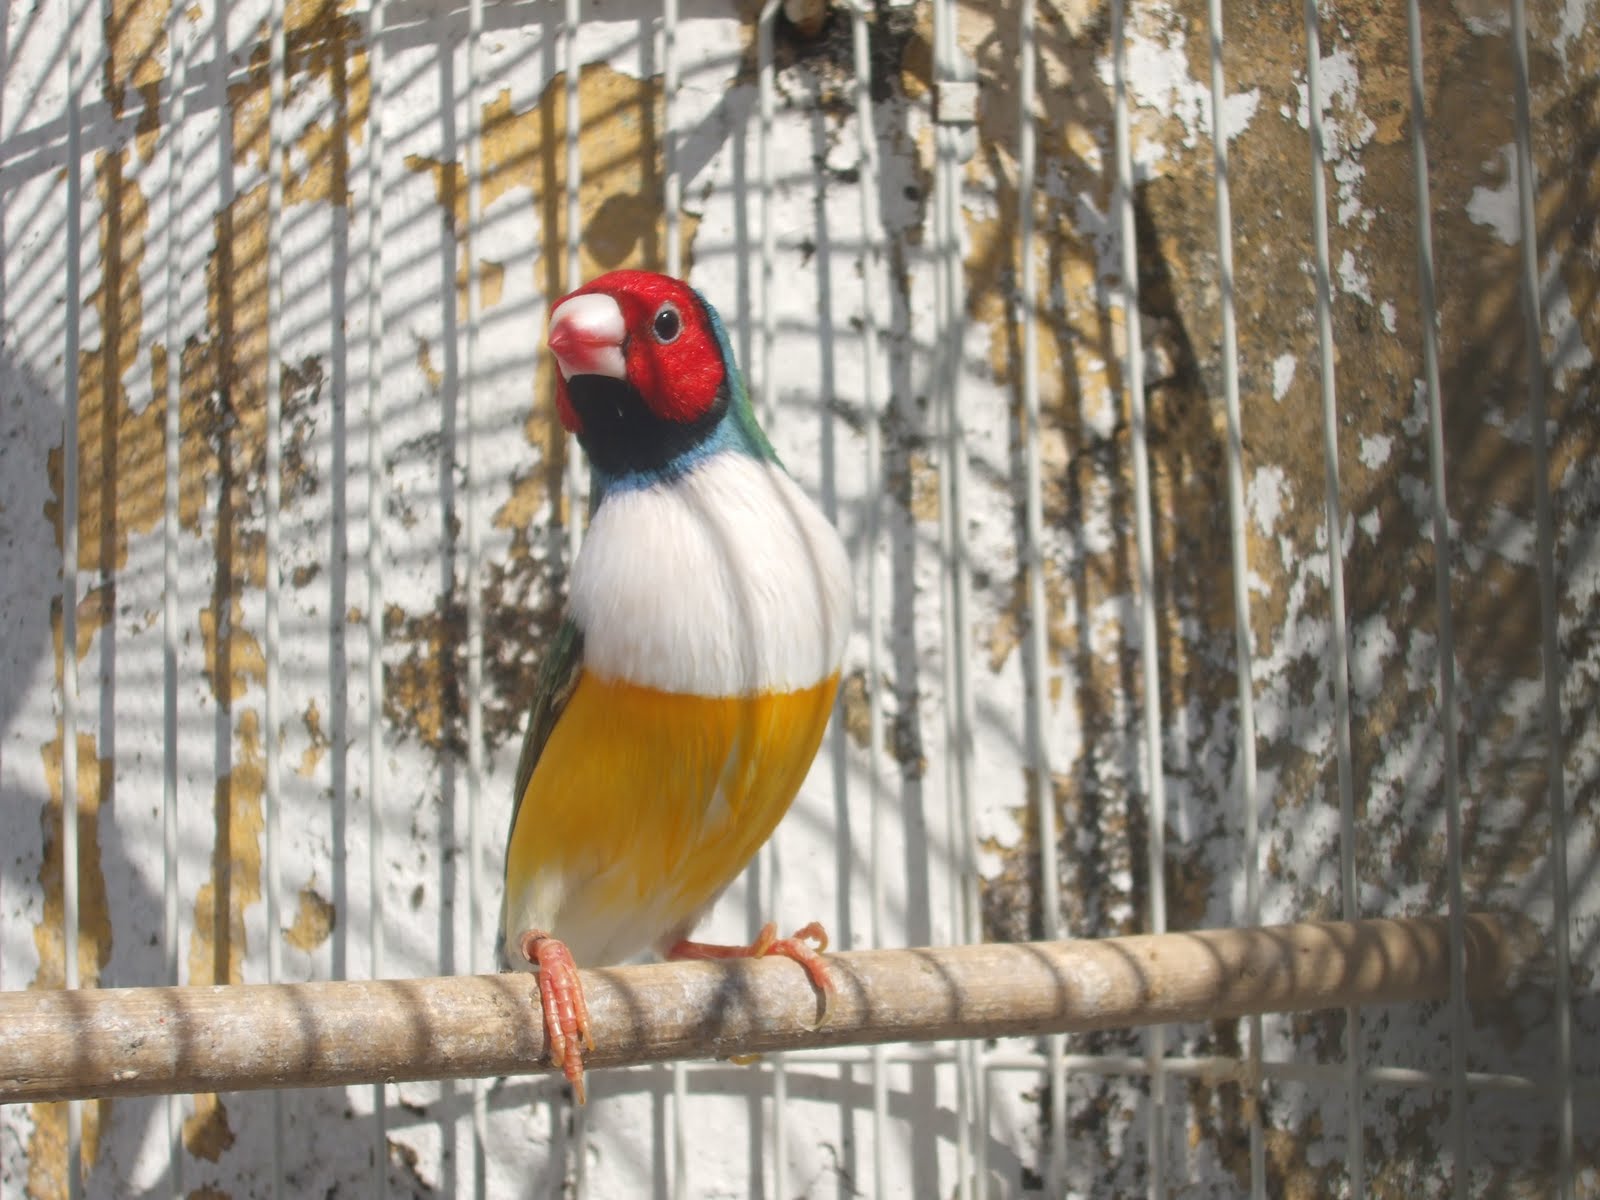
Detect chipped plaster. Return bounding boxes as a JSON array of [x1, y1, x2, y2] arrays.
[[1, 0, 1595, 1196]]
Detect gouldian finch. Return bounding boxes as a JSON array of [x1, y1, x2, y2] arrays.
[[498, 270, 852, 1102]]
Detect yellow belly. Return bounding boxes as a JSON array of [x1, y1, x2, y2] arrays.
[[503, 670, 839, 964]]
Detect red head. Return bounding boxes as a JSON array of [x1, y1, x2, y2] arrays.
[[548, 271, 727, 435]]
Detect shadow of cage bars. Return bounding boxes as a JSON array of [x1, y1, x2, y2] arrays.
[[0, 0, 1589, 1194]]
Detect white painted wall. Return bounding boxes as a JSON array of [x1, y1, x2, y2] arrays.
[[2, 0, 1595, 1195]]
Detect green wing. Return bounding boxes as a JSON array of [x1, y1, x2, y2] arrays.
[[506, 615, 585, 850], [496, 616, 582, 968]]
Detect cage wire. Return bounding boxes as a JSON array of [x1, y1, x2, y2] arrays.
[[0, 0, 1594, 1195]]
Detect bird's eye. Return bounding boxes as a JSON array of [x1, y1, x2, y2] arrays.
[[651, 303, 682, 344]]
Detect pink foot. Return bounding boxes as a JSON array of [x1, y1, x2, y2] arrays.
[[520, 931, 595, 1104], [667, 921, 836, 1024]]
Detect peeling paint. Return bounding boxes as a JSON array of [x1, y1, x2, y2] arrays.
[[27, 735, 114, 1199], [388, 62, 701, 757], [1467, 145, 1521, 245], [45, 151, 164, 573], [285, 882, 336, 952], [179, 709, 266, 1166]]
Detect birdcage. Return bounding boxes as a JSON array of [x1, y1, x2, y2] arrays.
[[0, 0, 1593, 1194]]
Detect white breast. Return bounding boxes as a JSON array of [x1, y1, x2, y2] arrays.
[[568, 453, 852, 696]]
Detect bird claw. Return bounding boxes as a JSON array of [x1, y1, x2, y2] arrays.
[[668, 920, 837, 1027], [762, 922, 836, 1027], [521, 931, 594, 1104]]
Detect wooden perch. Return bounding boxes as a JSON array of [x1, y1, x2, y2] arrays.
[[0, 914, 1533, 1104]]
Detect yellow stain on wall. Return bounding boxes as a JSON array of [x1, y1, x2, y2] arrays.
[[27, 734, 114, 1200], [181, 709, 267, 1162], [298, 699, 330, 778], [200, 597, 268, 709], [180, 172, 322, 730], [406, 63, 700, 512], [195, 181, 273, 423], [45, 151, 162, 574], [42, 145, 217, 577], [32, 142, 163, 1200], [230, 0, 371, 205], [382, 599, 462, 753], [50, 586, 114, 674], [101, 0, 171, 162], [414, 337, 444, 393], [284, 882, 337, 952], [385, 63, 703, 754]]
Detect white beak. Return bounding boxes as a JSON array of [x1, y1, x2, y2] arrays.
[[548, 293, 627, 381]]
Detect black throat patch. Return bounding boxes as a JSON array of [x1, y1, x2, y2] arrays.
[[567, 375, 729, 480]]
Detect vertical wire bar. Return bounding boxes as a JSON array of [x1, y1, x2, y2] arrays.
[[1300, 9, 1364, 1193], [771, 1041, 789, 1200], [571, 1069, 588, 1195], [836, 3, 890, 1193], [563, 0, 581, 294], [662, 0, 679, 278], [1015, 0, 1066, 1188], [934, 81, 967, 1200], [659, 2, 688, 1192], [463, 0, 489, 1189], [754, 7, 786, 1192], [60, 0, 85, 1185], [559, 6, 591, 1190], [670, 1067, 687, 1200], [264, 0, 288, 1189], [364, 0, 389, 1190], [932, 0, 983, 1189], [1110, 2, 1168, 1194], [756, 0, 779, 432], [1403, 4, 1468, 1195], [161, 0, 190, 1188], [0, 0, 7, 1035], [1202, 4, 1264, 1195], [1509, 2, 1572, 1193], [767, 835, 787, 1188], [562, 0, 586, 565]]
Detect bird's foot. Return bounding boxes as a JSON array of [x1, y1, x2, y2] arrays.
[[519, 931, 595, 1104], [667, 921, 836, 1025]]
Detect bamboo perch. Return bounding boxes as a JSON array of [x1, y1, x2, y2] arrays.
[[0, 914, 1533, 1104]]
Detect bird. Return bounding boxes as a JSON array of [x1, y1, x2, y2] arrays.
[[498, 269, 853, 1103]]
